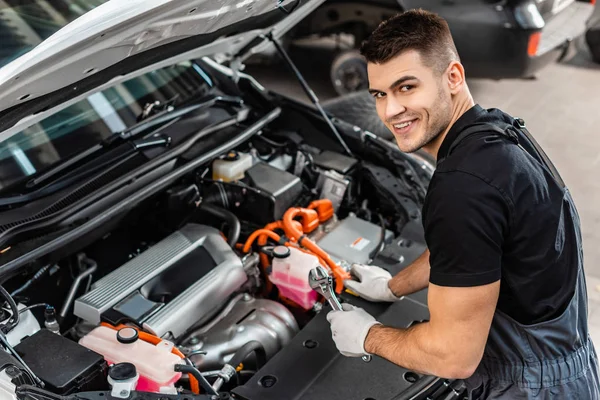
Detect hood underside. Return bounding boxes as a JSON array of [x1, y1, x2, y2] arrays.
[[0, 0, 323, 140]]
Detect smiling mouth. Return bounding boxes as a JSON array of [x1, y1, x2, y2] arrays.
[[393, 120, 414, 129], [391, 118, 418, 135]]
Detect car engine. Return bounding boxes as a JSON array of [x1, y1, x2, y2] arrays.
[[0, 109, 436, 400]]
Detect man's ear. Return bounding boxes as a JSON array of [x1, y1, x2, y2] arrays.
[[446, 61, 466, 95]]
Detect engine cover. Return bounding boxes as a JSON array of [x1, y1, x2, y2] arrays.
[[74, 224, 247, 339]]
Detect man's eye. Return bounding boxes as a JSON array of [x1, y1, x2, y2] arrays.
[[400, 85, 414, 92], [373, 92, 385, 99]]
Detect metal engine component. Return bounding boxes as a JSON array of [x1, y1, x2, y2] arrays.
[[0, 370, 17, 400], [74, 224, 247, 339], [315, 214, 394, 265], [316, 170, 350, 211], [181, 294, 299, 372]]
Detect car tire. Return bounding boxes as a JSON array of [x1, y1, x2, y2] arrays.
[[586, 24, 600, 64], [330, 50, 369, 96], [322, 90, 391, 139], [322, 91, 436, 166]]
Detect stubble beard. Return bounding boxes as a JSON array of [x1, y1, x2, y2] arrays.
[[407, 87, 453, 153]]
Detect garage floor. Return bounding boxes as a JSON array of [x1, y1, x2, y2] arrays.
[[246, 38, 600, 344]]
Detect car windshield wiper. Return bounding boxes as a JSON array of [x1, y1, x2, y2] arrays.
[[104, 94, 243, 144], [0, 94, 243, 206], [24, 94, 243, 190]]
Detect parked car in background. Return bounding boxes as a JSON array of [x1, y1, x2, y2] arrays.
[[586, 1, 600, 62], [274, 0, 597, 95]]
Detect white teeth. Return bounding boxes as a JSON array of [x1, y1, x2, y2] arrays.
[[394, 121, 413, 129]]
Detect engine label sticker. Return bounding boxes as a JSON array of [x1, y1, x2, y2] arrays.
[[350, 237, 370, 251]]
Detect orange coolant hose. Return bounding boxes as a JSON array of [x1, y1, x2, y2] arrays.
[[100, 323, 200, 394], [282, 207, 351, 293], [257, 222, 285, 293], [242, 229, 287, 253], [241, 199, 342, 294], [245, 220, 329, 296], [307, 199, 335, 223]]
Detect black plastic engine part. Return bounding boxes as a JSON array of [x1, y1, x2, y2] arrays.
[[108, 363, 136, 381], [15, 386, 231, 400], [372, 231, 429, 308], [231, 242, 432, 400], [312, 150, 357, 174], [231, 297, 430, 400], [358, 162, 422, 234], [14, 329, 107, 395], [242, 162, 303, 223]]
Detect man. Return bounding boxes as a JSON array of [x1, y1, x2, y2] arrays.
[[326, 9, 600, 399]]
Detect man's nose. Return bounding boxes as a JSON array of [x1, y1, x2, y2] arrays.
[[385, 96, 407, 122]]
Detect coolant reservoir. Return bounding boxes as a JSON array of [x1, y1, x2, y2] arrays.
[[270, 246, 320, 310], [79, 326, 183, 393], [212, 151, 253, 182]]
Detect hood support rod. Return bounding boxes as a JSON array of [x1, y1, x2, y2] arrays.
[[263, 32, 354, 157]]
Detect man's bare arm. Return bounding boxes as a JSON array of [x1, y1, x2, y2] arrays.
[[364, 280, 500, 379], [388, 249, 431, 297]]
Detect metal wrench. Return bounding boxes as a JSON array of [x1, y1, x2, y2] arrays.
[[308, 265, 372, 363], [308, 265, 343, 310]]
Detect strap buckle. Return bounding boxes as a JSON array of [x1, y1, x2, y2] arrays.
[[505, 126, 520, 145], [514, 117, 526, 129]]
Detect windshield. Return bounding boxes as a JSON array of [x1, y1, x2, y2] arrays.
[[0, 61, 212, 192], [0, 0, 109, 68]]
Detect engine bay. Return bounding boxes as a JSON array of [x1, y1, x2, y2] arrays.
[[0, 94, 439, 400]]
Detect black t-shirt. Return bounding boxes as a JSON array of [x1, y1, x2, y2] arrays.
[[422, 104, 579, 325]]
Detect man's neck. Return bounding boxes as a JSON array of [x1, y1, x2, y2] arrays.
[[423, 94, 475, 160]]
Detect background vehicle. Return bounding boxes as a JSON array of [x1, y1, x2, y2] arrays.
[[586, 2, 600, 62], [271, 0, 597, 95], [0, 1, 464, 400]]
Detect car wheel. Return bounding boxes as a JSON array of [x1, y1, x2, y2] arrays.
[[322, 90, 436, 166], [330, 49, 369, 96], [586, 23, 600, 64], [323, 90, 390, 138]]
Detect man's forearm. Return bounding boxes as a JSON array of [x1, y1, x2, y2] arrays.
[[388, 249, 430, 297], [363, 323, 461, 378]]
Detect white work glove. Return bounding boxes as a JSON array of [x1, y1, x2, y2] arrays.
[[344, 264, 401, 302], [327, 303, 381, 357]]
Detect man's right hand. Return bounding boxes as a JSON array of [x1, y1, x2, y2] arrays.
[[344, 264, 402, 302]]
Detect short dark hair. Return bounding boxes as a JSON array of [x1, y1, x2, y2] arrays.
[[360, 9, 460, 74]]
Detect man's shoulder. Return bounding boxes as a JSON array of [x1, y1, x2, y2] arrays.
[[437, 132, 523, 178], [424, 169, 513, 221]]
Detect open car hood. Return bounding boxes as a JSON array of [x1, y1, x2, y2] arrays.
[[0, 0, 323, 141]]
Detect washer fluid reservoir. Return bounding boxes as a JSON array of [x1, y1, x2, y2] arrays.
[[79, 326, 183, 394]]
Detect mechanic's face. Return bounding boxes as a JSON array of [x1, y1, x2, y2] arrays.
[[368, 50, 455, 154]]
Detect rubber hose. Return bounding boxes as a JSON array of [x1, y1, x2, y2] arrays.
[[369, 213, 386, 260], [200, 203, 241, 247], [174, 364, 218, 396], [0, 285, 19, 333], [229, 341, 267, 370], [11, 264, 52, 297], [202, 191, 228, 209]]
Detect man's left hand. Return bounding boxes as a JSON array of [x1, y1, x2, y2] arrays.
[[326, 304, 381, 357]]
